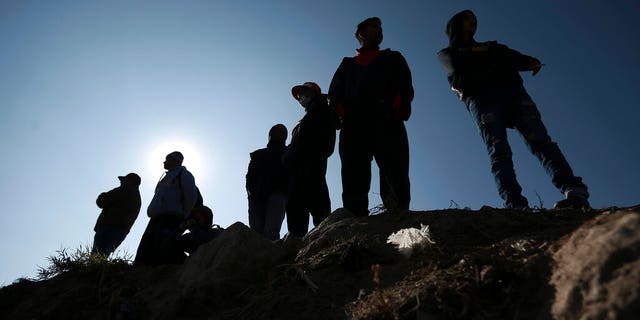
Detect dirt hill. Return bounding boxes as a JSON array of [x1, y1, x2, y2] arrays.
[[1, 205, 639, 319]]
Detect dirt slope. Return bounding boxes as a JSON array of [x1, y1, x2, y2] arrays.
[[1, 205, 638, 320]]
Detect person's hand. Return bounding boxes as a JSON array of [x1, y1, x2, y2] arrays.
[[530, 58, 543, 76]]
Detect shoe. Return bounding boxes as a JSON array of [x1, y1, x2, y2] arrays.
[[505, 194, 529, 209], [554, 197, 590, 209], [554, 187, 590, 209]]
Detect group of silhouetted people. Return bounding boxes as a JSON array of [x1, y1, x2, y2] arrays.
[[91, 11, 591, 263]]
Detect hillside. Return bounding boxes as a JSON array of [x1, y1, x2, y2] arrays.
[[1, 205, 639, 319]]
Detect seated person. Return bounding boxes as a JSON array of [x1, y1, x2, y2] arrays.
[[179, 206, 224, 254]]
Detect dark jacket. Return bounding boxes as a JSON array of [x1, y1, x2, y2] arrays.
[[246, 141, 288, 202], [94, 184, 142, 232], [438, 10, 537, 103], [284, 94, 336, 174], [329, 48, 414, 123]]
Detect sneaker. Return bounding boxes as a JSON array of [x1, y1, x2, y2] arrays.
[[554, 197, 590, 209], [505, 194, 529, 209], [554, 187, 590, 209]]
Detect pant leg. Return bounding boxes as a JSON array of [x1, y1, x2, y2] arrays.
[[248, 197, 265, 235], [339, 127, 373, 216], [263, 192, 286, 240], [373, 120, 411, 212], [469, 95, 528, 208], [92, 227, 127, 256], [134, 215, 183, 266], [511, 88, 588, 194], [286, 177, 311, 237], [309, 177, 331, 226]]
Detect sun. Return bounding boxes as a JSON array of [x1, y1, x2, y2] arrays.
[[147, 139, 207, 183]]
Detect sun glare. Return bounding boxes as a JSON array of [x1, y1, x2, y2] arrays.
[[147, 140, 207, 183]]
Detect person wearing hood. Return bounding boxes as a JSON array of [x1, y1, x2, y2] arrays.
[[246, 124, 289, 240], [92, 173, 142, 256], [135, 151, 200, 265], [437, 10, 590, 209], [284, 82, 336, 237], [328, 17, 414, 216]]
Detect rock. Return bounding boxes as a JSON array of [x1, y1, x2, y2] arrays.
[[180, 222, 284, 288], [550, 209, 640, 320]]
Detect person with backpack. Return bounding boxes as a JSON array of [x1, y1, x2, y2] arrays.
[[246, 124, 289, 240], [178, 205, 224, 255], [135, 151, 200, 265], [328, 17, 414, 216], [284, 82, 336, 237], [92, 173, 142, 255], [437, 10, 590, 209]]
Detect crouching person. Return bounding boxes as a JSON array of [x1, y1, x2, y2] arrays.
[[92, 173, 142, 256], [178, 206, 224, 255]]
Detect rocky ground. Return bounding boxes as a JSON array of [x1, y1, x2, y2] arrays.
[[1, 205, 639, 320]]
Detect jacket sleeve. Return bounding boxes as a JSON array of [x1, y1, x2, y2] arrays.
[[96, 188, 120, 209], [180, 170, 197, 218], [392, 51, 414, 120], [246, 153, 258, 199], [328, 58, 348, 118], [494, 43, 537, 71], [437, 48, 465, 99]]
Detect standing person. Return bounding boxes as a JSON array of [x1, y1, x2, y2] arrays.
[[135, 151, 199, 265], [284, 82, 336, 237], [246, 124, 289, 240], [437, 10, 590, 209], [92, 173, 142, 255], [328, 17, 414, 216]]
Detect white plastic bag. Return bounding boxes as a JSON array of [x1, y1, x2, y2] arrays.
[[387, 224, 436, 257]]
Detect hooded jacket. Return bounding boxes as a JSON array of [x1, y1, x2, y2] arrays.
[[94, 184, 141, 232], [438, 10, 537, 104], [283, 94, 336, 174], [147, 166, 198, 219]]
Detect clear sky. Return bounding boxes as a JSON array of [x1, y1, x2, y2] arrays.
[[1, 0, 639, 285]]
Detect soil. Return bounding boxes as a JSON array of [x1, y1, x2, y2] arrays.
[[1, 205, 638, 320]]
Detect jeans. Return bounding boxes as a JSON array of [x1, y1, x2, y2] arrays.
[[92, 226, 127, 255], [248, 192, 286, 240], [467, 85, 587, 208]]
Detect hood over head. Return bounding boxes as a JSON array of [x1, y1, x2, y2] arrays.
[[446, 10, 477, 45]]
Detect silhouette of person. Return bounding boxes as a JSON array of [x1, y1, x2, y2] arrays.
[[134, 151, 200, 265], [328, 17, 414, 216], [438, 10, 590, 209], [284, 82, 336, 237], [178, 205, 223, 255], [92, 173, 142, 255], [246, 124, 289, 240]]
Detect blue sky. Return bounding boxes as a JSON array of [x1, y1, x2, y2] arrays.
[[1, 0, 638, 285]]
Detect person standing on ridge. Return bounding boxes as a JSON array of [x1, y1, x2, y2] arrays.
[[135, 151, 199, 265], [246, 124, 289, 240], [328, 17, 414, 216], [437, 10, 590, 209], [284, 82, 336, 237], [92, 173, 142, 256]]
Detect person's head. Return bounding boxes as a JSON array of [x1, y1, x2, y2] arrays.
[[190, 206, 213, 227], [268, 124, 287, 144], [118, 172, 141, 187], [291, 82, 321, 109], [355, 17, 383, 47], [446, 10, 477, 45], [164, 151, 184, 170]]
